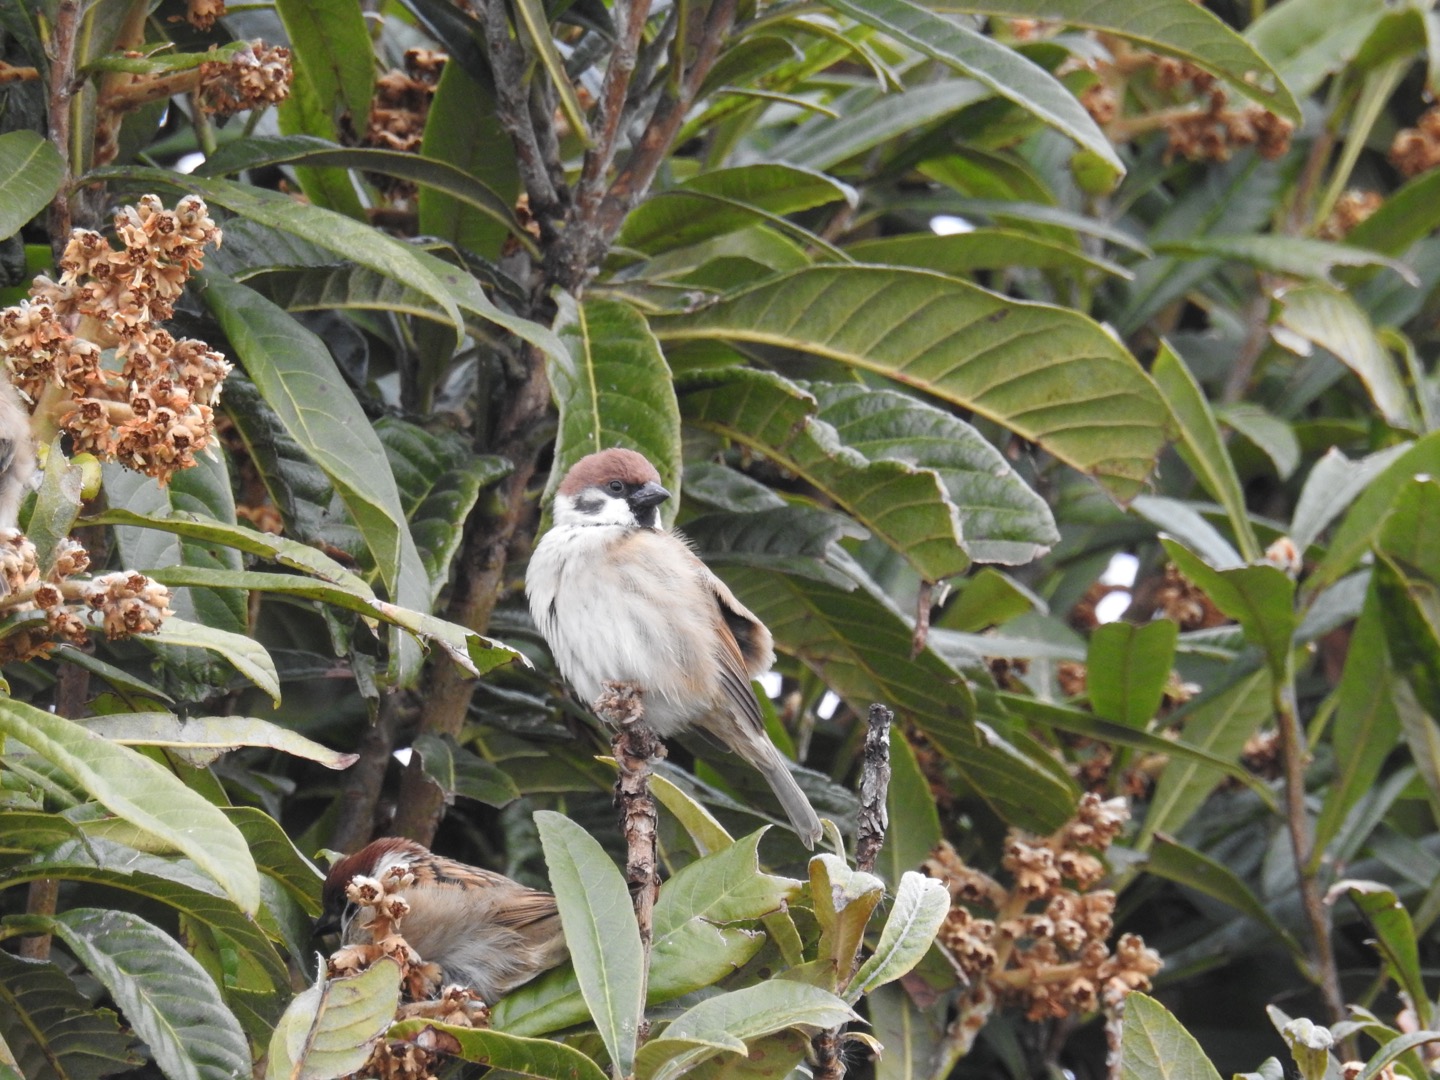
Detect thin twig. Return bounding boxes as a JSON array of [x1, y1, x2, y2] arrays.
[[854, 705, 893, 875], [575, 0, 654, 218], [45, 0, 82, 261], [813, 704, 894, 1080], [596, 681, 663, 1033], [330, 690, 404, 852], [910, 582, 933, 659], [1274, 675, 1345, 1025], [476, 0, 562, 221], [18, 879, 58, 959]]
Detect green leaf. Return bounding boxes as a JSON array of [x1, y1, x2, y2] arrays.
[[224, 806, 324, 913], [199, 271, 430, 684], [825, 0, 1121, 176], [879, 735, 943, 890], [420, 59, 519, 260], [1313, 584, 1401, 859], [1085, 620, 1178, 729], [640, 983, 856, 1080], [1218, 404, 1301, 482], [1120, 993, 1224, 1080], [848, 871, 950, 999], [0, 131, 64, 243], [621, 165, 855, 254], [0, 699, 259, 915], [387, 1020, 609, 1080], [547, 296, 683, 527], [1372, 554, 1440, 823], [1145, 836, 1304, 960], [768, 82, 992, 171], [26, 440, 86, 574], [148, 618, 282, 704], [0, 950, 138, 1080], [1151, 341, 1261, 562], [6, 837, 288, 1002], [509, 0, 590, 142], [266, 958, 402, 1080], [1160, 538, 1296, 683], [1340, 881, 1428, 1025], [375, 419, 510, 604], [1277, 284, 1415, 431], [1155, 236, 1414, 284], [198, 137, 534, 256], [1246, 0, 1389, 97], [935, 0, 1297, 119], [7, 909, 250, 1080], [1357, 1031, 1440, 1080], [1347, 168, 1440, 256], [78, 713, 357, 771], [412, 733, 522, 807], [810, 855, 886, 989], [654, 266, 1169, 500], [845, 229, 1132, 279], [534, 811, 644, 1077], [811, 382, 1058, 565]]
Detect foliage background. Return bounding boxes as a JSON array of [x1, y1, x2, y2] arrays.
[[5, 0, 1440, 1076]]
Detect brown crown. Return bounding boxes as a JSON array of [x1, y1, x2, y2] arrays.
[[321, 836, 427, 915], [557, 448, 661, 497]]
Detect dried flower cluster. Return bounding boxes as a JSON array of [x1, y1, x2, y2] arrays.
[[1080, 43, 1292, 164], [1154, 563, 1226, 630], [187, 0, 226, 31], [328, 864, 490, 1080], [1318, 190, 1383, 240], [0, 195, 230, 487], [196, 42, 293, 115], [926, 794, 1161, 1040], [0, 533, 173, 663], [367, 49, 446, 155], [1390, 106, 1440, 177]]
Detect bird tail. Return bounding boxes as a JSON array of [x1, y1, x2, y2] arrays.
[[723, 726, 823, 849]]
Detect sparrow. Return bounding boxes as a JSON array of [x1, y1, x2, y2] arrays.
[[525, 447, 823, 849], [320, 837, 567, 1002]]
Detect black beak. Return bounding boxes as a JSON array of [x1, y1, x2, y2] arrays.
[[314, 911, 341, 937], [628, 482, 670, 512]]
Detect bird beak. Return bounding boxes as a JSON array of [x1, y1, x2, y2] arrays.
[[314, 911, 340, 937], [628, 482, 670, 511]]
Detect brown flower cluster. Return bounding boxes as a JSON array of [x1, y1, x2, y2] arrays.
[[926, 794, 1161, 1027], [328, 864, 490, 1080], [367, 49, 446, 154], [1154, 563, 1227, 630], [0, 195, 230, 487], [1318, 190, 1383, 240], [187, 0, 225, 31], [0, 534, 173, 663], [1390, 106, 1440, 177], [1081, 44, 1292, 164], [197, 42, 293, 115]]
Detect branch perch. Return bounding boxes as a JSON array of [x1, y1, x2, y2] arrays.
[[596, 680, 664, 1027]]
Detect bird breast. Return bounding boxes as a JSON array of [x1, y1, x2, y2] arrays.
[[528, 525, 724, 735]]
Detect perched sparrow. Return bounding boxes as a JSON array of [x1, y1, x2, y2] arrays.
[[0, 380, 36, 532], [526, 448, 823, 849], [320, 837, 567, 1002]]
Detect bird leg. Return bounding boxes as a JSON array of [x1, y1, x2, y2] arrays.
[[597, 680, 664, 1033]]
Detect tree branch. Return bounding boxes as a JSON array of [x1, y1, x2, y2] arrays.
[[45, 0, 82, 261], [477, 0, 563, 222], [854, 704, 893, 875]]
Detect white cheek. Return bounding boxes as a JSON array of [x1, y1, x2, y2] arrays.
[[552, 491, 637, 528]]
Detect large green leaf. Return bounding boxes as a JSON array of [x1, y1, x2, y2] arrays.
[[6, 838, 288, 1003], [1372, 554, 1440, 822], [533, 811, 644, 1077], [1277, 284, 1415, 430], [0, 951, 138, 1080], [386, 1021, 609, 1080], [621, 165, 855, 254], [1246, 0, 1389, 97], [1342, 881, 1428, 1025], [420, 59, 519, 260], [845, 229, 1131, 278], [148, 618, 282, 704], [934, 0, 1299, 119], [266, 958, 401, 1080], [655, 267, 1169, 500], [825, 0, 1121, 176], [199, 271, 429, 684], [198, 137, 533, 255], [547, 296, 683, 526], [1154, 236, 1412, 283], [848, 871, 950, 999], [680, 370, 968, 579], [78, 713, 356, 770], [0, 699, 259, 915], [1120, 993, 1224, 1080], [1085, 620, 1178, 729], [4, 909, 250, 1080], [0, 131, 64, 243], [1151, 341, 1262, 562]]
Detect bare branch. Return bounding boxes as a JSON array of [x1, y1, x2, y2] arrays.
[[855, 704, 893, 875]]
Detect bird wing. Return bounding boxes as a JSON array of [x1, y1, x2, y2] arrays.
[[697, 559, 773, 735], [490, 887, 560, 930]]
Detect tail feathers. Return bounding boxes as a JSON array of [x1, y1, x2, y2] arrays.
[[748, 736, 823, 850]]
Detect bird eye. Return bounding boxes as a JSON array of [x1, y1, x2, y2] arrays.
[[607, 480, 625, 494]]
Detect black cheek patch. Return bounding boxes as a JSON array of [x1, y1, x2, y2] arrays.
[[634, 505, 658, 528], [574, 493, 606, 516]]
